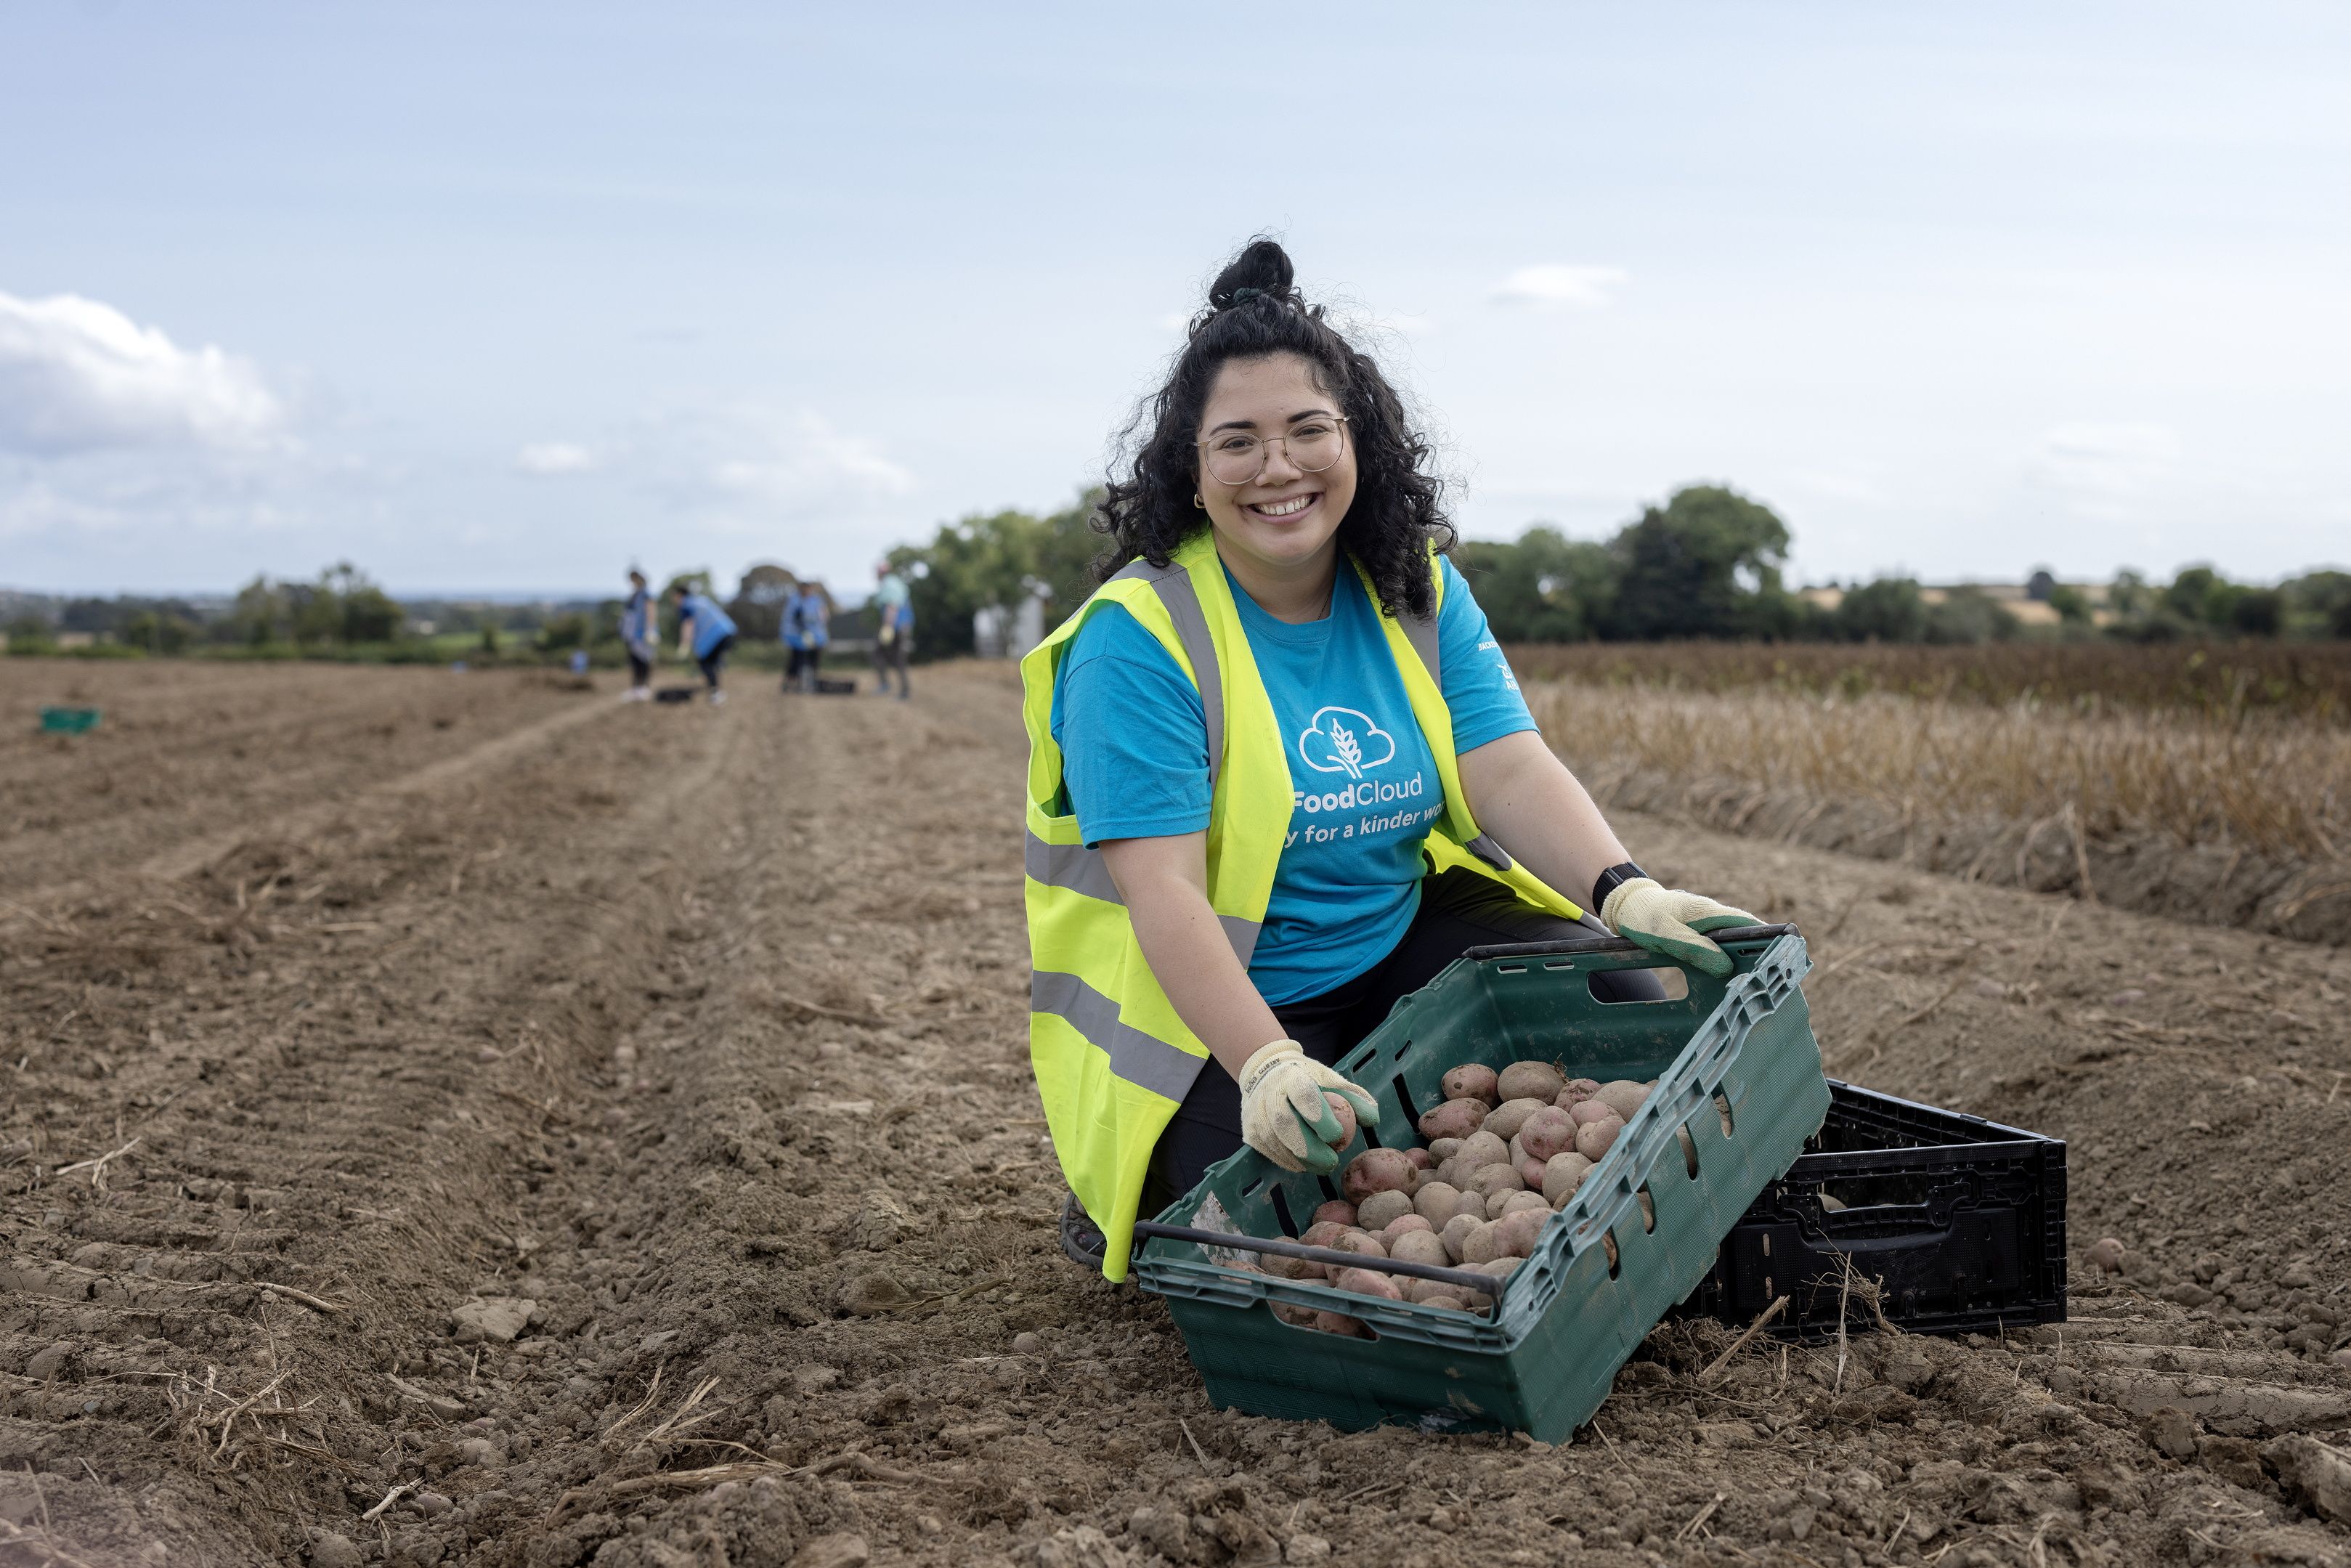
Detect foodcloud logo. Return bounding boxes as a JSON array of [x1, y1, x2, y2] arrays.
[[1296, 707, 1394, 781]]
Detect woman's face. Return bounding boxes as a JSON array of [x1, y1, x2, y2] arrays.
[[1194, 352, 1356, 577]]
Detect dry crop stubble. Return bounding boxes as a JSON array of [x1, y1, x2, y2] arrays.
[[1524, 679, 2351, 943]]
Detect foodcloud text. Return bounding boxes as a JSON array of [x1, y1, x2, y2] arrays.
[[1285, 773, 1441, 848]]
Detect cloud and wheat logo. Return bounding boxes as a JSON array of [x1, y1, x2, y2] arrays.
[[1297, 707, 1395, 781]]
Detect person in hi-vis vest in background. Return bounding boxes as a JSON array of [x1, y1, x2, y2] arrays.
[[1023, 240, 1761, 1277]]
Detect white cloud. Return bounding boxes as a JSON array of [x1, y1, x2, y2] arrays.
[[702, 410, 915, 508], [516, 441, 597, 475], [1489, 265, 1628, 311], [2034, 421, 2180, 519], [0, 290, 283, 454]]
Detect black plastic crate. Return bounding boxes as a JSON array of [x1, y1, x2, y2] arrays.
[[1677, 1080, 2066, 1339]]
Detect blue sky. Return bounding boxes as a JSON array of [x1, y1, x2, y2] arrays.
[[4, 1, 2346, 598]]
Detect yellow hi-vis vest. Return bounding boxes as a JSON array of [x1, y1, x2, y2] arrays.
[[1019, 530, 1587, 1279]]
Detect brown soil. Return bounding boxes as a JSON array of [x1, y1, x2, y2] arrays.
[[7, 661, 2351, 1568]]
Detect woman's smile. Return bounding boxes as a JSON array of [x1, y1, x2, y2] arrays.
[[1245, 491, 1320, 522]]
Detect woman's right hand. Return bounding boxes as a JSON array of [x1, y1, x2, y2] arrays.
[[1236, 1041, 1379, 1174]]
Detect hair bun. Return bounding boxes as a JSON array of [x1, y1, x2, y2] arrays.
[[1208, 237, 1296, 312]]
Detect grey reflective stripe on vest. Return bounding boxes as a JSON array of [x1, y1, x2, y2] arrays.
[[1031, 970, 1206, 1102], [1398, 609, 1441, 688], [1107, 557, 1224, 785], [1466, 833, 1514, 872], [1024, 831, 1263, 964]]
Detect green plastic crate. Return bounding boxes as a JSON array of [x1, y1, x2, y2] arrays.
[[1132, 925, 1828, 1442], [38, 706, 101, 735]]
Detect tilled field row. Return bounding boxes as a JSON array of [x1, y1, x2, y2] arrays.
[[7, 663, 2351, 1568]]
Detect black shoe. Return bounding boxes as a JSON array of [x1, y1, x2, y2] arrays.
[[1058, 1191, 1107, 1270]]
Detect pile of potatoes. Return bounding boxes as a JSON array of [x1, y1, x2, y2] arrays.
[[1246, 1061, 1657, 1337]]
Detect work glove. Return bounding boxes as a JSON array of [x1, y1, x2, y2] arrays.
[[1601, 878, 1758, 980], [1236, 1041, 1380, 1174]]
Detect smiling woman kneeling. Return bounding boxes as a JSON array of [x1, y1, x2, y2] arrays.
[[1025, 240, 1757, 1277]]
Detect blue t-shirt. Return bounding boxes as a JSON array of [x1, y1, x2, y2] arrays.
[[621, 588, 651, 647], [1049, 555, 1533, 1005], [680, 593, 736, 659], [783, 591, 829, 649]]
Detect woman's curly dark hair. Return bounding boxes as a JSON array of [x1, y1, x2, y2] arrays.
[[1095, 237, 1455, 619]]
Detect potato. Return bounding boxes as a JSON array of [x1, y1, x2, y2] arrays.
[[1416, 1293, 1469, 1314], [1332, 1230, 1388, 1261], [1403, 1147, 1434, 1171], [1380, 1214, 1435, 1245], [1485, 1188, 1524, 1219], [1541, 1152, 1595, 1206], [1496, 1190, 1546, 1216], [1492, 1206, 1547, 1259], [1355, 1189, 1415, 1233], [1458, 1130, 1510, 1170], [1299, 1219, 1351, 1251], [1574, 1115, 1623, 1161], [1439, 1211, 1483, 1263], [1428, 1137, 1464, 1162], [1312, 1200, 1357, 1228], [1459, 1221, 1503, 1265], [1593, 1078, 1650, 1121], [1482, 1097, 1547, 1142], [1568, 1098, 1617, 1128], [1318, 1091, 1359, 1149], [1402, 1275, 1457, 1304], [1506, 1132, 1526, 1167], [1416, 1098, 1489, 1143], [1272, 1300, 1318, 1326], [1473, 1256, 1524, 1284], [1517, 1156, 1548, 1191], [1555, 1076, 1602, 1110], [1412, 1181, 1463, 1223], [1519, 1106, 1578, 1162], [1333, 1267, 1404, 1301], [1441, 1063, 1500, 1105], [1312, 1311, 1371, 1337], [2086, 1237, 2125, 1274], [1468, 1163, 1527, 1201], [1262, 1253, 1323, 1280], [1389, 1230, 1450, 1269], [1498, 1060, 1566, 1105], [1342, 1147, 1418, 1203]]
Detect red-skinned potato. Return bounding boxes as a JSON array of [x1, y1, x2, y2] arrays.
[[1428, 1137, 1464, 1162], [1332, 1230, 1389, 1261], [1417, 1292, 1469, 1313], [1403, 1147, 1434, 1171], [1440, 1211, 1483, 1264], [1555, 1077, 1601, 1110], [1312, 1311, 1371, 1336], [1519, 1106, 1578, 1162], [1405, 1275, 1461, 1304], [1333, 1267, 1404, 1301], [1468, 1164, 1527, 1203], [1482, 1098, 1546, 1142], [1272, 1300, 1318, 1326], [1497, 1061, 1567, 1105], [1312, 1200, 1357, 1228], [1342, 1147, 1418, 1203], [1321, 1092, 1359, 1148], [1569, 1098, 1618, 1128], [1496, 1190, 1547, 1216], [1441, 1063, 1500, 1105], [1355, 1190, 1414, 1233], [1380, 1214, 1435, 1245], [1493, 1206, 1547, 1259], [1389, 1230, 1450, 1269], [1518, 1156, 1548, 1191], [1416, 1099, 1488, 1143], [1458, 1131, 1510, 1170], [1542, 1152, 1595, 1206], [1299, 1221, 1350, 1251], [1460, 1221, 1503, 1265], [1413, 1181, 1464, 1224], [1593, 1079, 1650, 1121], [1575, 1116, 1624, 1161]]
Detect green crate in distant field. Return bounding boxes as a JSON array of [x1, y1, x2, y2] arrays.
[[38, 706, 101, 734], [1133, 925, 1828, 1442]]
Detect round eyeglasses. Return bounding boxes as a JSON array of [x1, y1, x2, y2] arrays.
[[1196, 415, 1348, 486]]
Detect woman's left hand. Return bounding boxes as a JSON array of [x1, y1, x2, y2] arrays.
[[1601, 878, 1758, 979]]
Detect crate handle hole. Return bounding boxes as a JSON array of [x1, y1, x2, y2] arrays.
[[1496, 962, 1527, 974], [1391, 1073, 1421, 1122], [1270, 1303, 1379, 1341], [1676, 1124, 1699, 1179], [1588, 966, 1690, 1004], [1602, 1231, 1620, 1278], [1636, 1185, 1656, 1235], [1711, 1089, 1736, 1140], [1316, 1174, 1338, 1203]]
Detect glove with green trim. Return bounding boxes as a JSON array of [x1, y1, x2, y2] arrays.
[[1235, 1041, 1381, 1174], [1600, 878, 1758, 979]]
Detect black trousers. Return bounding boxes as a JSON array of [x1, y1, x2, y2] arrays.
[[1142, 868, 1662, 1211], [627, 651, 651, 686], [698, 634, 735, 688]]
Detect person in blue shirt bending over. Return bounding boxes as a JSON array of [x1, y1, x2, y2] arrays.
[[671, 583, 738, 706], [1037, 239, 1763, 1267], [619, 568, 657, 702], [781, 582, 829, 694]]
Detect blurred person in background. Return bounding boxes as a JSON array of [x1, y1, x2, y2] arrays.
[[782, 580, 829, 693], [871, 561, 912, 700], [620, 568, 656, 701], [672, 582, 738, 706]]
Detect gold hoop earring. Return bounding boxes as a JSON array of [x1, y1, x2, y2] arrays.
[[1194, 493, 1206, 510]]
